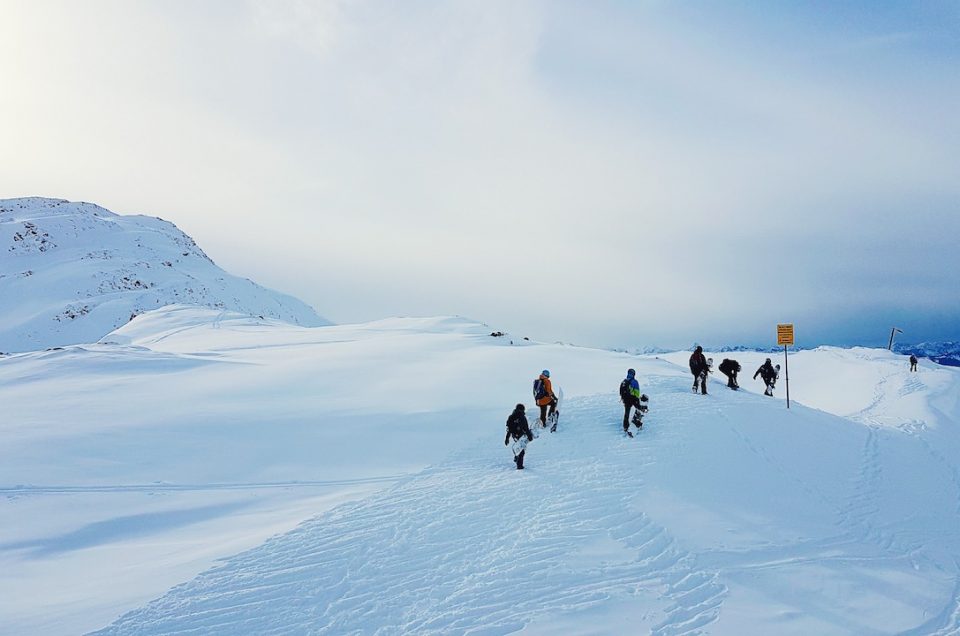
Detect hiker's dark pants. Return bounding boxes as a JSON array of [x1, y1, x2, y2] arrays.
[[692, 371, 707, 394], [539, 398, 557, 424], [623, 397, 640, 430]]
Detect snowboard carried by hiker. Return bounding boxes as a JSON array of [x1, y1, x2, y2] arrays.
[[619, 368, 649, 437], [504, 403, 534, 469], [718, 358, 741, 390], [753, 358, 781, 396], [689, 346, 712, 394], [533, 369, 560, 432]]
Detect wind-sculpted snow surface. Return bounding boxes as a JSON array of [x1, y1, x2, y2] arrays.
[[1, 308, 645, 634], [0, 197, 328, 352], [3, 310, 960, 634], [95, 357, 960, 635], [94, 392, 729, 636]]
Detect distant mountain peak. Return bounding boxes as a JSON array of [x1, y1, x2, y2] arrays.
[[0, 197, 329, 353]]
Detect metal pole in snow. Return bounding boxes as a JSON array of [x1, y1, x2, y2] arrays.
[[784, 344, 790, 409], [888, 327, 902, 351]]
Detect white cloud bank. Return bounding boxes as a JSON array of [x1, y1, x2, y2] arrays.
[[1, 0, 957, 348]]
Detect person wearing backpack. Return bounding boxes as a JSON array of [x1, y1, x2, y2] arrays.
[[718, 358, 741, 389], [910, 354, 918, 372], [533, 369, 558, 430], [689, 346, 710, 395], [619, 368, 648, 436], [504, 403, 534, 469], [753, 358, 779, 396]]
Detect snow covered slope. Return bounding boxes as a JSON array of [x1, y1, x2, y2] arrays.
[[2, 310, 959, 635], [0, 197, 328, 353]]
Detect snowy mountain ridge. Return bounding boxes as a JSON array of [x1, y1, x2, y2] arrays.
[[895, 341, 960, 367], [0, 197, 329, 353]]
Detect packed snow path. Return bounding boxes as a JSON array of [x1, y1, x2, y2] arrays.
[[95, 372, 960, 635], [94, 394, 725, 635]]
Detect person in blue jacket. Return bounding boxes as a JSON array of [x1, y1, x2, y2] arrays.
[[619, 368, 648, 436]]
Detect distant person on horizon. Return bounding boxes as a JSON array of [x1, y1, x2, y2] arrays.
[[754, 358, 780, 396], [504, 403, 534, 470], [910, 354, 918, 372], [534, 370, 558, 431], [689, 346, 710, 394], [718, 358, 741, 390]]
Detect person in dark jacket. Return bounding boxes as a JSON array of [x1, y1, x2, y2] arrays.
[[718, 358, 741, 389], [504, 403, 534, 469], [910, 354, 918, 372], [689, 346, 709, 394], [753, 358, 779, 396]]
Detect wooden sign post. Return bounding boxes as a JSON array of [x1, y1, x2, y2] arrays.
[[777, 324, 794, 409]]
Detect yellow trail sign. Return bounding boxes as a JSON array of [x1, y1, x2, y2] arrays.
[[777, 324, 794, 347]]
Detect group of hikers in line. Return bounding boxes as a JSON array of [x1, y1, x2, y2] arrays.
[[505, 350, 924, 470], [504, 369, 558, 470], [506, 351, 783, 470], [501, 365, 649, 469], [691, 349, 920, 396], [688, 346, 780, 396]]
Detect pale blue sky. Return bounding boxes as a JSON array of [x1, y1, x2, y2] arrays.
[[1, 0, 957, 349]]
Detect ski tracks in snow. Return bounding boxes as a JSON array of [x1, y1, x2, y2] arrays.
[[837, 426, 890, 549], [94, 394, 726, 636], [841, 368, 960, 634]]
